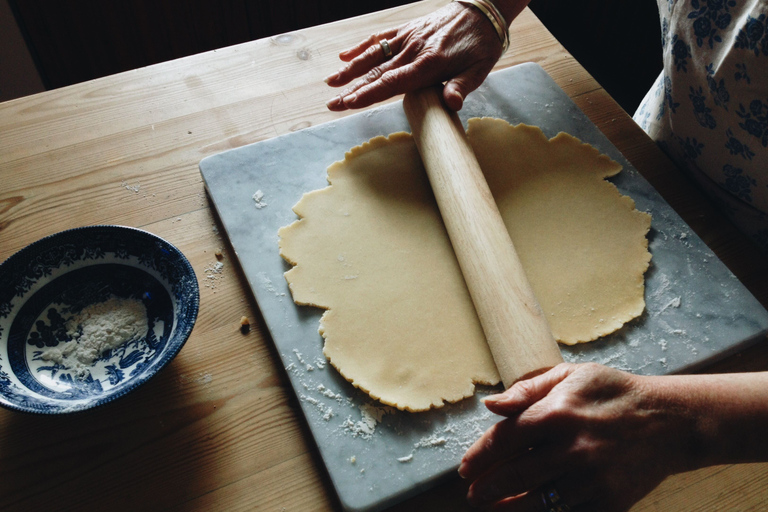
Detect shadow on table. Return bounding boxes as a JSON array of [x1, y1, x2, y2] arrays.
[[0, 360, 219, 511]]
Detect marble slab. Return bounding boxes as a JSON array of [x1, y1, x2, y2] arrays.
[[199, 63, 768, 512]]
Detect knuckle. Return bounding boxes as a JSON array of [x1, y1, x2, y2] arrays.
[[365, 67, 383, 82], [366, 33, 381, 46], [537, 393, 577, 427], [363, 43, 381, 59], [398, 37, 425, 59], [376, 70, 400, 90], [417, 48, 442, 67], [513, 378, 538, 402], [548, 393, 572, 415]]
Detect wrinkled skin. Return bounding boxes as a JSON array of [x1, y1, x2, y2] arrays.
[[325, 2, 505, 112], [459, 363, 694, 512]]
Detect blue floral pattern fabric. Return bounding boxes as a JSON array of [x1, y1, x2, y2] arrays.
[[635, 0, 768, 252]]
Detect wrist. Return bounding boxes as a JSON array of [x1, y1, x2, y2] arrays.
[[453, 0, 510, 52], [628, 374, 704, 474], [642, 372, 768, 471], [490, 0, 531, 28]]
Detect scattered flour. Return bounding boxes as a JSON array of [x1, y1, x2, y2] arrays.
[[39, 296, 148, 379], [648, 274, 672, 303], [301, 393, 335, 421], [342, 403, 392, 439], [121, 180, 141, 193], [415, 435, 448, 448], [293, 349, 316, 371], [317, 384, 345, 403], [284, 349, 499, 467], [203, 261, 225, 290], [257, 272, 286, 298], [659, 296, 682, 314]]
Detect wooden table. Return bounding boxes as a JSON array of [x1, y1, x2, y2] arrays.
[[2, 1, 767, 510]]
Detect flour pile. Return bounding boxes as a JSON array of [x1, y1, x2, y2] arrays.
[[40, 296, 149, 378]]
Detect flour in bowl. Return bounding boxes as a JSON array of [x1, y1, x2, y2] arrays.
[[40, 295, 149, 378]]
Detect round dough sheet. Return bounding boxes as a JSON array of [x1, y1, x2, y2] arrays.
[[278, 119, 651, 411]]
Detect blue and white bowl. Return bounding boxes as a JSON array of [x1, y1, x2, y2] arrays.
[[0, 226, 200, 414]]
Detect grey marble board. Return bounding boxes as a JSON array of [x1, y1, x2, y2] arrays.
[[199, 63, 768, 512]]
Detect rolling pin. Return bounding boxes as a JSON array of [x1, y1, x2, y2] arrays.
[[403, 86, 563, 388]]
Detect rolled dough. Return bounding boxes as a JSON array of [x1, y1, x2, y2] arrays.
[[278, 119, 651, 411]]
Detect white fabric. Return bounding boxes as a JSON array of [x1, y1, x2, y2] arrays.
[[634, 0, 768, 252]]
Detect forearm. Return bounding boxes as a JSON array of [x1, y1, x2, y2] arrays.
[[643, 371, 768, 470]]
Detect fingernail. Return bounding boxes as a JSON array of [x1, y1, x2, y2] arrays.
[[324, 72, 338, 84], [481, 393, 505, 404], [326, 95, 343, 110], [457, 462, 468, 479], [342, 93, 357, 106]]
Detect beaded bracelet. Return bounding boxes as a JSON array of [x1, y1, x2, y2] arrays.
[[453, 0, 510, 54]]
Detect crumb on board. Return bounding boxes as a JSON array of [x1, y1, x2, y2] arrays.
[[240, 316, 250, 334], [215, 248, 224, 261], [253, 189, 268, 209]]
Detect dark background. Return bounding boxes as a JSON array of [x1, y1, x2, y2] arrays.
[[9, 0, 661, 114]]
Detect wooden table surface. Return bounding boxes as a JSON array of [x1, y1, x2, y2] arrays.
[[2, 1, 767, 510]]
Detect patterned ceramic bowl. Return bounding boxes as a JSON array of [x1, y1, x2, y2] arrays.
[[0, 226, 199, 414]]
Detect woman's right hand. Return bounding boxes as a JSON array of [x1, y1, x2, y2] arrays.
[[459, 363, 697, 511]]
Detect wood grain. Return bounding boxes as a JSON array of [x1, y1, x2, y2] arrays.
[[1, 1, 767, 511]]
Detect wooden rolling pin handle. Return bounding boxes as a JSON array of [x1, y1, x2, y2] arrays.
[[403, 86, 563, 388]]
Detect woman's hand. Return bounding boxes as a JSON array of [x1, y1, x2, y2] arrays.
[[325, 1, 523, 112], [459, 363, 696, 512]]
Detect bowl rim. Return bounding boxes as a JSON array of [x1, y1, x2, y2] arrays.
[[0, 225, 200, 414]]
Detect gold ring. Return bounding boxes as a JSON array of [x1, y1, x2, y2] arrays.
[[379, 39, 393, 59]]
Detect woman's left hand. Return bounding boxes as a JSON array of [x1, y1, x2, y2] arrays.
[[459, 363, 693, 511], [325, 2, 509, 112]]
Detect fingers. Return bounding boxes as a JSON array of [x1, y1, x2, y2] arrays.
[[328, 59, 436, 112], [324, 2, 502, 111], [326, 37, 414, 111], [326, 44, 390, 88], [460, 365, 579, 484], [337, 29, 399, 62], [466, 444, 564, 508], [442, 83, 465, 112], [443, 60, 497, 111], [326, 31, 403, 88], [483, 363, 575, 417], [459, 413, 546, 481], [326, 48, 491, 112]]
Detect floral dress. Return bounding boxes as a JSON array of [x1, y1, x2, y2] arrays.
[[634, 0, 768, 252]]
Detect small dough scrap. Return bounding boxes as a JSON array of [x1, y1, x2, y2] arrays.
[[278, 120, 651, 411]]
